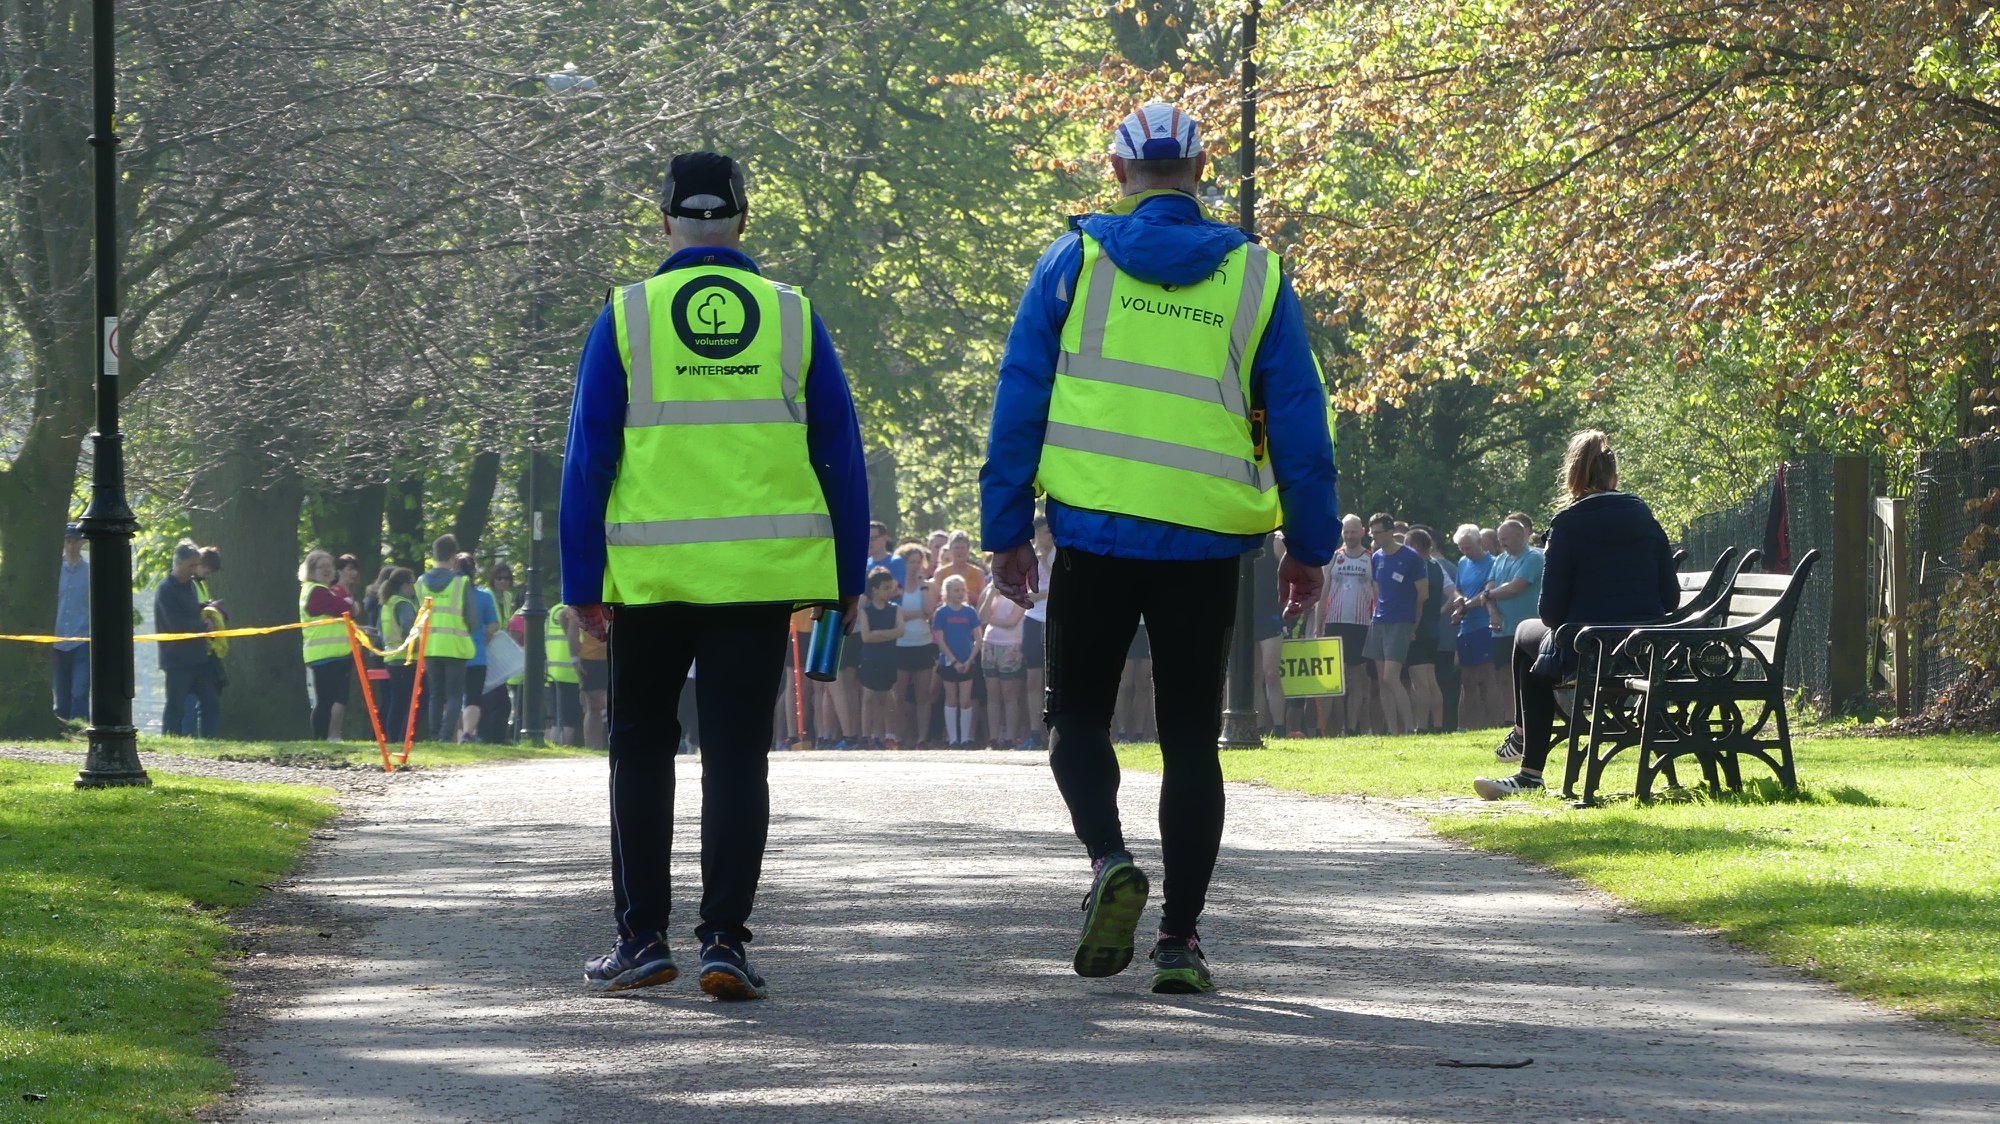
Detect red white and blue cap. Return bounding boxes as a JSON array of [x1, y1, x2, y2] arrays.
[[1111, 102, 1203, 161]]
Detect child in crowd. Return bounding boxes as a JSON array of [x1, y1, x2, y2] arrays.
[[978, 578, 1028, 748], [858, 567, 905, 747], [931, 575, 982, 747]]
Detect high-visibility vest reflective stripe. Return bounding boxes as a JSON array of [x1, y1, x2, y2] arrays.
[[299, 584, 350, 665], [605, 266, 838, 606], [422, 574, 475, 659], [546, 604, 578, 684], [1036, 235, 1285, 535], [379, 595, 417, 666]]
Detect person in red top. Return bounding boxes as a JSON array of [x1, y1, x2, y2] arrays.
[[300, 549, 354, 740]]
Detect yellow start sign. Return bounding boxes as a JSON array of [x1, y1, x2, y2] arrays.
[[1278, 636, 1346, 699]]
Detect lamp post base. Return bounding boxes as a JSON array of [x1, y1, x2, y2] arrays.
[[1219, 701, 1263, 749], [75, 725, 149, 787]]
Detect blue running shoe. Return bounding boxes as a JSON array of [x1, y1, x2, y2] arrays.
[[1073, 852, 1150, 978], [698, 935, 768, 1001], [583, 933, 678, 993]]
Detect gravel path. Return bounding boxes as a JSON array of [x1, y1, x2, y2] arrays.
[[0, 746, 399, 796], [213, 753, 2000, 1123]]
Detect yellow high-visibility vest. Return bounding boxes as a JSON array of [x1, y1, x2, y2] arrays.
[[379, 594, 417, 666], [421, 574, 475, 660], [546, 604, 579, 684], [298, 583, 350, 665], [1035, 233, 1284, 535], [605, 264, 838, 606]]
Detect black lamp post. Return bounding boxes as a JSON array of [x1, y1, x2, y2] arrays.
[[75, 0, 148, 788], [1219, 0, 1265, 750]]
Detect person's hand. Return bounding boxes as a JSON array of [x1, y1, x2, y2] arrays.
[[1278, 555, 1323, 620], [574, 603, 612, 641], [990, 543, 1040, 609]]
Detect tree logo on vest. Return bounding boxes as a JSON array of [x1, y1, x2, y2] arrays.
[[670, 274, 762, 363]]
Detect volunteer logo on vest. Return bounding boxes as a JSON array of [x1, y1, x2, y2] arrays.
[[671, 273, 763, 371]]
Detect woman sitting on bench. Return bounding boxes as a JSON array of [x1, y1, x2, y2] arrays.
[[1473, 430, 1680, 799]]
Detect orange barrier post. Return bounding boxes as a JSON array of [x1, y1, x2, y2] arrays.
[[346, 616, 395, 773], [398, 597, 435, 765], [791, 631, 809, 750]]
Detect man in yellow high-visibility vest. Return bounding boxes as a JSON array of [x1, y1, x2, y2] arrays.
[[983, 103, 1337, 996], [561, 151, 869, 1000]]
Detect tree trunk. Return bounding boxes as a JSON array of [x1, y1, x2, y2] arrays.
[[453, 450, 502, 559], [384, 474, 427, 570], [190, 451, 309, 741], [307, 483, 387, 577], [0, 331, 97, 738]]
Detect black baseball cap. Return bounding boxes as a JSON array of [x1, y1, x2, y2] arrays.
[[662, 152, 746, 219], [64, 522, 83, 539]]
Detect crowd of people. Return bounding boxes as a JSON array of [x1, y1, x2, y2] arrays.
[[77, 512, 1554, 749]]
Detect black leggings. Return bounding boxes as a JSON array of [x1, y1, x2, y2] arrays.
[[310, 659, 351, 740], [1045, 547, 1238, 939], [1510, 619, 1560, 773]]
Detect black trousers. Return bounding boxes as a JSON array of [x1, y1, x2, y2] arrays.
[[163, 663, 220, 738], [385, 663, 418, 743], [51, 646, 88, 721], [310, 660, 350, 740], [607, 601, 791, 944], [1510, 619, 1560, 772], [1045, 548, 1238, 939]]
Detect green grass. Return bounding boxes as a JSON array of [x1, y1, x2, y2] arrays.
[[1122, 731, 2000, 1038], [0, 759, 338, 1121], [17, 733, 594, 772]]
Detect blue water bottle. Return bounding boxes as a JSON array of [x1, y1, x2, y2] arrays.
[[805, 606, 845, 682]]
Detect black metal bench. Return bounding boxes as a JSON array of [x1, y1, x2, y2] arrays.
[[1600, 550, 1820, 801], [1554, 548, 1755, 801]]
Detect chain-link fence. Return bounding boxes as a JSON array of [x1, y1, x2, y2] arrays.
[[1676, 455, 1837, 708], [1909, 437, 2000, 711]]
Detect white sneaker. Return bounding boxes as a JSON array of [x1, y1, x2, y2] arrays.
[[1494, 729, 1525, 763], [1473, 772, 1545, 800]]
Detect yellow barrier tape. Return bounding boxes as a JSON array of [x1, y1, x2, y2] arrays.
[[0, 603, 433, 651], [348, 606, 433, 660], [0, 620, 316, 645]]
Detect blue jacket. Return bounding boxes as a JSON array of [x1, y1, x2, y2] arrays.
[[560, 246, 871, 605], [980, 192, 1340, 566], [1540, 491, 1680, 629]]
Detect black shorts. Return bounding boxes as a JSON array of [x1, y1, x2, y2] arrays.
[[841, 630, 864, 669], [1022, 617, 1046, 670], [896, 644, 935, 672], [1403, 636, 1437, 668], [465, 663, 487, 699], [937, 662, 973, 684], [1325, 623, 1370, 665], [579, 658, 609, 692], [859, 655, 897, 692]]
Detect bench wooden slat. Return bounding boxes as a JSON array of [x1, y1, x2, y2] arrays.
[[1728, 573, 1794, 592]]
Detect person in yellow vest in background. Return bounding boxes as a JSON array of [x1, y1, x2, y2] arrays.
[[299, 549, 355, 741], [192, 545, 228, 733], [574, 606, 609, 750], [982, 104, 1337, 996], [414, 533, 475, 741], [561, 151, 869, 999], [375, 566, 420, 743], [545, 601, 581, 747]]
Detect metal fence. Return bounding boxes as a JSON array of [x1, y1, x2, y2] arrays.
[[1676, 455, 1837, 707], [1909, 437, 2000, 711]]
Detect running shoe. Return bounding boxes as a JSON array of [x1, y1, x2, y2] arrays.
[[1148, 934, 1215, 994], [698, 934, 768, 1001], [1473, 772, 1546, 800], [583, 933, 678, 993], [1073, 852, 1150, 978], [1494, 728, 1525, 763]]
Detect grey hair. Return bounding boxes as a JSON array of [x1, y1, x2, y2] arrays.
[[1453, 523, 1481, 544], [297, 548, 333, 583], [671, 215, 738, 242]]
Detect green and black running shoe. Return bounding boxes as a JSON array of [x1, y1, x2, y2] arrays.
[[1072, 852, 1150, 978], [1148, 934, 1215, 994]]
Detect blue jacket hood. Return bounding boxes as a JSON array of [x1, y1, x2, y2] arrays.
[[1075, 193, 1247, 287]]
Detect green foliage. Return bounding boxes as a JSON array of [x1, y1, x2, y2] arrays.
[[0, 761, 336, 1120]]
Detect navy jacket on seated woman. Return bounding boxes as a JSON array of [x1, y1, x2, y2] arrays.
[[1539, 490, 1680, 645]]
